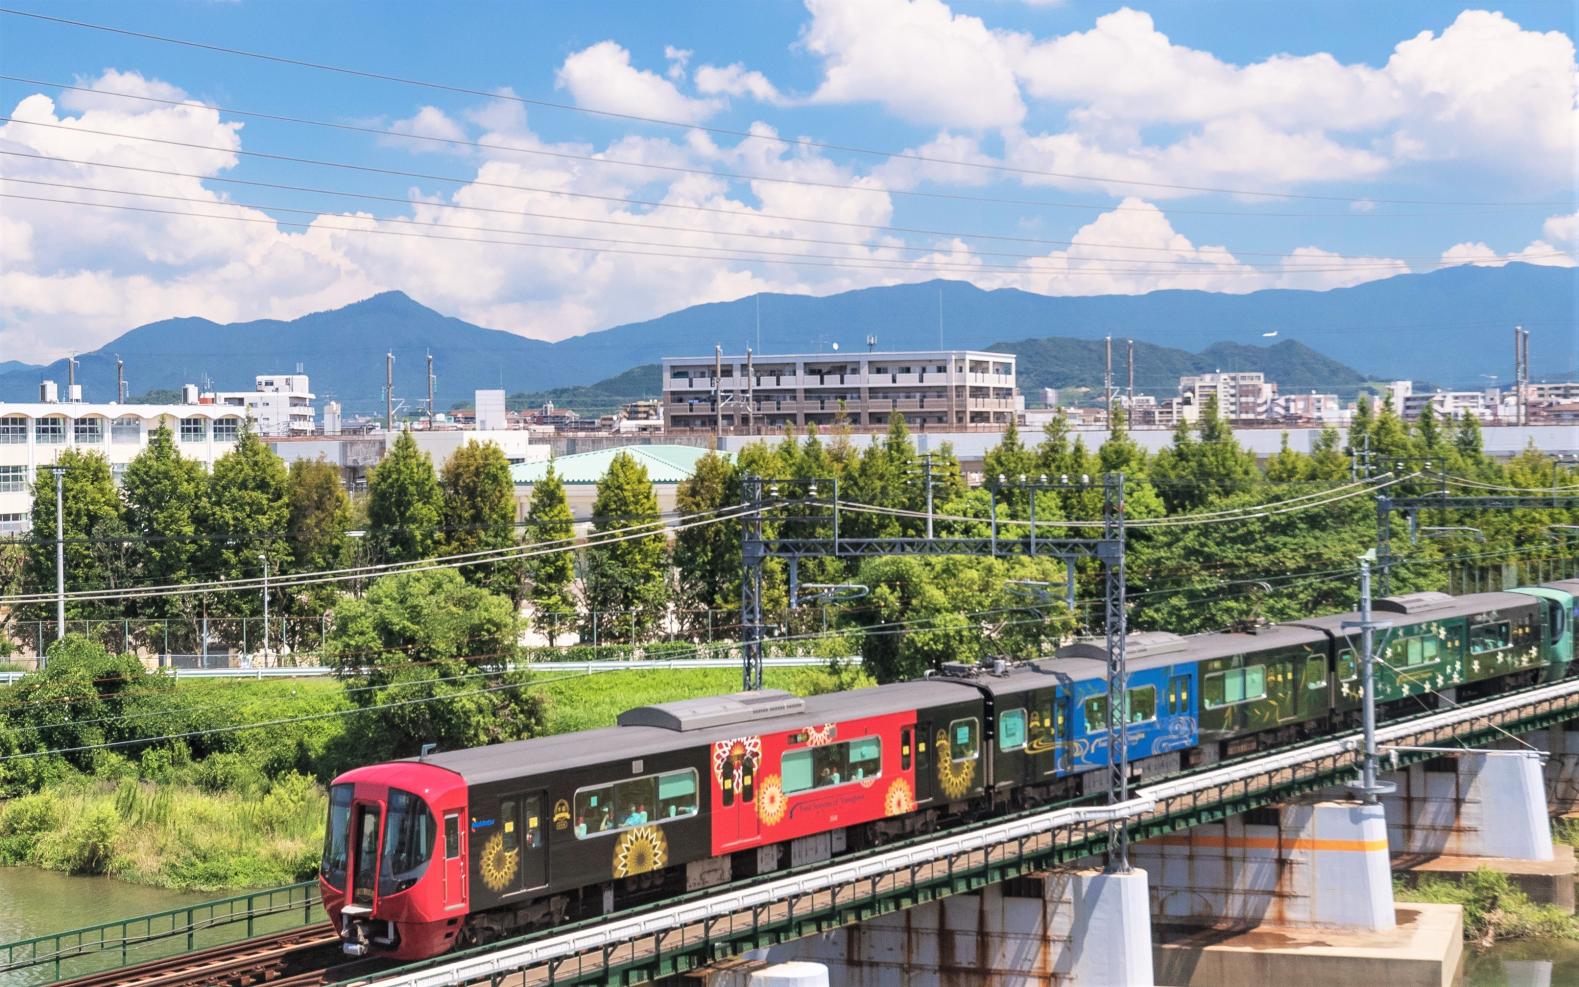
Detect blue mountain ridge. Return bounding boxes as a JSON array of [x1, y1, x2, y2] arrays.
[[3, 264, 1572, 414]]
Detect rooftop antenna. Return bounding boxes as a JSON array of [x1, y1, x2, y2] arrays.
[[867, 334, 877, 353], [115, 356, 125, 403]]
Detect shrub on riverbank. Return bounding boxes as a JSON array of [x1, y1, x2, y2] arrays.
[[1396, 869, 1579, 945], [0, 774, 323, 890]]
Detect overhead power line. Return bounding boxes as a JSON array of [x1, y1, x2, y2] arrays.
[[0, 75, 1543, 222], [5, 176, 1494, 275], [0, 7, 1566, 209]]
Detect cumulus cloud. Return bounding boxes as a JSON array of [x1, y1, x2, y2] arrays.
[[694, 63, 787, 105], [1440, 239, 1577, 268], [381, 106, 470, 154], [800, 0, 1025, 129], [1543, 211, 1579, 246], [555, 41, 722, 124]]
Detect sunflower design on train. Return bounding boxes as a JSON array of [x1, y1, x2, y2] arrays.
[[803, 723, 837, 746], [478, 830, 519, 892], [884, 776, 915, 816], [756, 773, 787, 826], [611, 825, 668, 878], [934, 729, 976, 799]]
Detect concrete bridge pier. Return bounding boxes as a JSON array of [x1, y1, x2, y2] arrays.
[[1383, 748, 1572, 910], [679, 866, 1155, 987], [1134, 799, 1462, 987]]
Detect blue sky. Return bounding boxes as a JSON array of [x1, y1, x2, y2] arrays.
[[0, 0, 1574, 359]]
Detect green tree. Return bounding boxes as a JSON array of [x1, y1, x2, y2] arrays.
[[121, 425, 206, 635], [439, 440, 520, 599], [523, 464, 577, 645], [23, 449, 129, 623], [983, 420, 1037, 515], [366, 431, 443, 564], [201, 425, 291, 617], [671, 452, 738, 635], [325, 570, 541, 761], [284, 458, 351, 633], [1150, 395, 1261, 513], [581, 451, 669, 642], [1264, 433, 1309, 484]]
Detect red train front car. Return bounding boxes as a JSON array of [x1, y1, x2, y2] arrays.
[[319, 761, 470, 960]]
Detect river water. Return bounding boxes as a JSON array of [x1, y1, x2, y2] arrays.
[[0, 867, 317, 986]]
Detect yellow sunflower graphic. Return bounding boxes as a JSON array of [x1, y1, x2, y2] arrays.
[[935, 731, 977, 800], [756, 774, 787, 826], [612, 825, 668, 878], [479, 831, 519, 892], [884, 777, 915, 816]]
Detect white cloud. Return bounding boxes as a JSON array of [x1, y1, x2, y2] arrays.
[[800, 0, 1025, 129], [694, 63, 787, 105], [1440, 240, 1577, 268], [1275, 246, 1410, 290], [555, 41, 722, 124], [1385, 11, 1578, 179], [1543, 211, 1579, 246], [871, 133, 998, 189], [663, 45, 692, 81], [381, 106, 470, 154]]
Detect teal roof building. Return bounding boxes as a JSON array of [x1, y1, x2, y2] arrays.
[[509, 444, 725, 486]]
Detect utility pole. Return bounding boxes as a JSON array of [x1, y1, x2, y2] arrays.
[[116, 357, 125, 403], [1344, 551, 1394, 803], [66, 355, 75, 399], [1104, 336, 1114, 415], [385, 352, 394, 431], [51, 465, 65, 653], [745, 346, 755, 437], [923, 452, 935, 540], [1126, 338, 1134, 413], [258, 553, 270, 665], [714, 344, 723, 444], [426, 352, 435, 426]]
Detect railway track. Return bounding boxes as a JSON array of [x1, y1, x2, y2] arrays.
[[53, 925, 387, 987]]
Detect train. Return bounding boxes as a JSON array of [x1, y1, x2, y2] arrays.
[[320, 579, 1577, 959]]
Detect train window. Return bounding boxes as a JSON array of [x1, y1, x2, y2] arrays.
[[657, 771, 698, 820], [573, 769, 698, 839], [901, 727, 913, 771], [784, 737, 883, 794], [444, 815, 460, 860], [998, 709, 1027, 751], [1470, 622, 1511, 654], [321, 784, 353, 890], [380, 791, 435, 894], [1085, 695, 1108, 730], [1338, 650, 1358, 682], [1203, 666, 1268, 709], [352, 805, 380, 906], [949, 719, 979, 762], [1126, 686, 1157, 724], [1305, 655, 1327, 690]]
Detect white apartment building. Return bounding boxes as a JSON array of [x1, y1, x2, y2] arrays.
[[1402, 389, 1497, 421], [0, 397, 245, 534], [1272, 392, 1347, 424], [662, 350, 1019, 430], [212, 374, 315, 436], [1178, 371, 1279, 421]]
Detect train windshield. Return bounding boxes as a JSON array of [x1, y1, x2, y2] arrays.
[[378, 788, 435, 895], [320, 784, 353, 889]]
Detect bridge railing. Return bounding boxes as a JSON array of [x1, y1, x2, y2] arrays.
[[0, 879, 322, 980]]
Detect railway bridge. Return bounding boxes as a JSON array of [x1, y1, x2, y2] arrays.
[[16, 674, 1579, 987], [353, 676, 1579, 987]]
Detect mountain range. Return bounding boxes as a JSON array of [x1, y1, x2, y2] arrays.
[[2, 263, 1571, 414]]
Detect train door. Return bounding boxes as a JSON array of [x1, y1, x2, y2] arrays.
[[915, 720, 934, 802], [1052, 693, 1072, 773], [500, 792, 548, 891], [1270, 658, 1297, 723], [441, 812, 466, 910], [348, 801, 382, 909], [719, 750, 759, 844]]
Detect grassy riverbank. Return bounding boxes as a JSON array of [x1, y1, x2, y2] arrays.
[[1395, 869, 1579, 946], [0, 664, 864, 892]]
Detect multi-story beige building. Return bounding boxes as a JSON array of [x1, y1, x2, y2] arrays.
[[1178, 371, 1278, 422], [662, 350, 1019, 430]]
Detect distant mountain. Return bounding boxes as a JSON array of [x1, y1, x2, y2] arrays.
[[503, 364, 661, 416], [996, 337, 1370, 401], [0, 360, 37, 376], [3, 264, 1571, 413]]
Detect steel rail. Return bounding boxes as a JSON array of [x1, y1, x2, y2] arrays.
[[357, 675, 1579, 987]]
